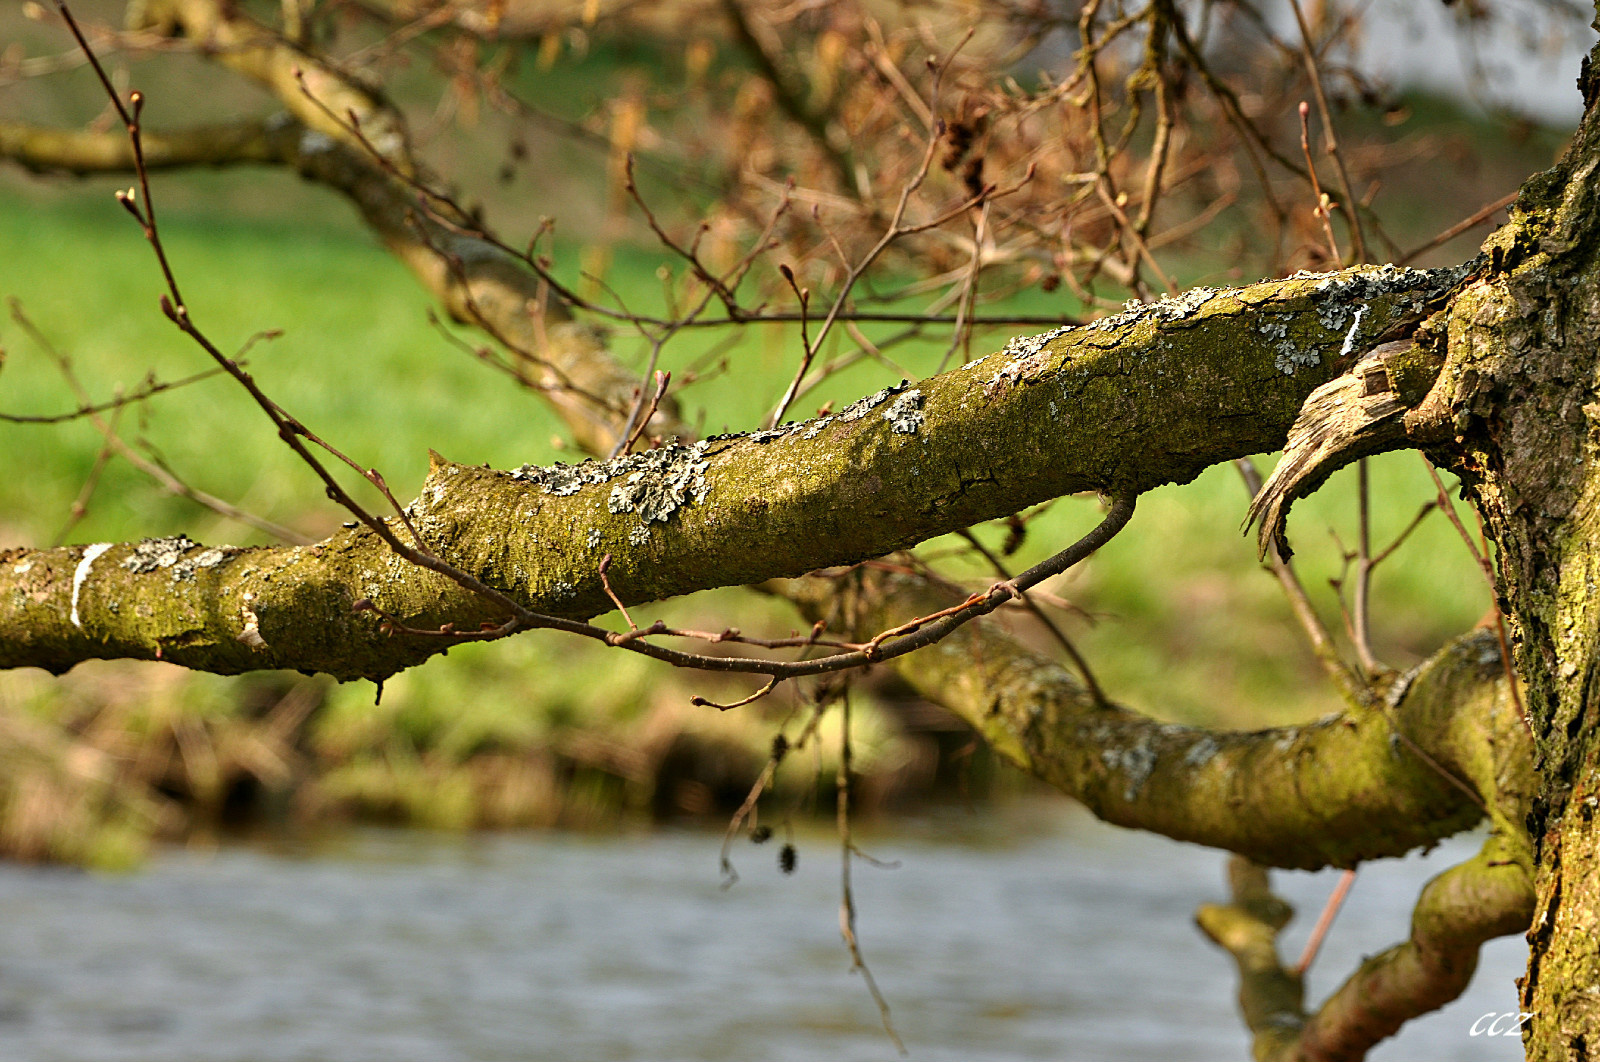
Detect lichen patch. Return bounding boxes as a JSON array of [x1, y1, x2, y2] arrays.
[[988, 329, 1068, 392], [510, 461, 610, 496], [838, 381, 911, 423], [121, 536, 234, 581], [511, 439, 714, 525], [1084, 286, 1224, 336], [123, 535, 200, 573], [1102, 742, 1159, 801], [882, 389, 925, 434], [607, 444, 712, 524]]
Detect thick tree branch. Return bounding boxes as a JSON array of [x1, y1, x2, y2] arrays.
[[1, 265, 1460, 680], [0, 118, 298, 174], [127, 0, 414, 171], [792, 569, 1532, 869]]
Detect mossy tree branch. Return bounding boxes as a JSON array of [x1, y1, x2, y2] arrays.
[[1, 265, 1457, 681], [789, 570, 1533, 869]]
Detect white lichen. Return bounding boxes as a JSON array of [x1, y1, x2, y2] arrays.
[[298, 130, 336, 155], [122, 535, 199, 573], [882, 390, 925, 434], [510, 461, 609, 496], [999, 325, 1072, 359], [512, 439, 714, 526], [801, 416, 834, 440], [121, 536, 232, 581], [607, 444, 713, 524], [837, 382, 910, 423], [1086, 286, 1222, 335], [1183, 736, 1221, 768], [238, 592, 267, 651]]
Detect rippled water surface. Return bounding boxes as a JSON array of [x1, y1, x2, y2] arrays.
[[0, 807, 1524, 1061]]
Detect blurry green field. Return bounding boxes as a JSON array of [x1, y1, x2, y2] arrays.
[[0, 162, 1492, 739]]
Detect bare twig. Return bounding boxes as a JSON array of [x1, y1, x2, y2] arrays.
[[597, 553, 637, 630], [720, 695, 832, 887], [53, 400, 124, 547], [836, 687, 906, 1054], [1295, 868, 1357, 974], [1352, 458, 1380, 676], [1397, 192, 1518, 267], [1236, 459, 1359, 698], [1288, 0, 1366, 263], [9, 300, 310, 544], [958, 529, 1107, 706], [691, 676, 781, 712], [1297, 102, 1343, 264]]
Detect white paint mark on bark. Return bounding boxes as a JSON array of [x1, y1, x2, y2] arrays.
[[70, 543, 113, 630], [1339, 305, 1370, 358]]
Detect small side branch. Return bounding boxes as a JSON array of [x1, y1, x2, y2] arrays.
[[1199, 831, 1534, 1062], [1195, 859, 1305, 1060]]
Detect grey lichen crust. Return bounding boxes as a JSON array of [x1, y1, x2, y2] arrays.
[[511, 439, 713, 524], [837, 381, 910, 423], [507, 381, 923, 526], [985, 261, 1464, 381], [882, 389, 925, 434], [1085, 285, 1225, 334], [743, 380, 913, 442], [605, 444, 712, 524], [490, 264, 1465, 545], [122, 536, 230, 581]]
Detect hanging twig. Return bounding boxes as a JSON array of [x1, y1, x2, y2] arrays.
[[836, 687, 907, 1054]]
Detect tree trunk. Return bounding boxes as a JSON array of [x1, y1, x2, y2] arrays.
[[1438, 29, 1600, 1059]]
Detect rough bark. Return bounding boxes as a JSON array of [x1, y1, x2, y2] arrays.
[[1422, 27, 1600, 1057]]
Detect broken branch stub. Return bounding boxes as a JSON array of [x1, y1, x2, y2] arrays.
[[1247, 338, 1444, 558]]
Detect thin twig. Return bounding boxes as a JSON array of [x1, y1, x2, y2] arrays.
[[836, 687, 907, 1054], [1236, 459, 1359, 698], [1288, 0, 1366, 263], [1297, 101, 1343, 264], [720, 694, 832, 887], [958, 529, 1107, 706], [9, 300, 310, 544], [52, 400, 124, 547], [1295, 868, 1357, 974], [1352, 458, 1380, 676], [1397, 192, 1518, 266], [597, 553, 637, 630], [1371, 502, 1438, 567], [617, 370, 670, 457], [691, 676, 781, 711]]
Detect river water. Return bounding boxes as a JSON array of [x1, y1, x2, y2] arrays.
[[0, 805, 1524, 1062]]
